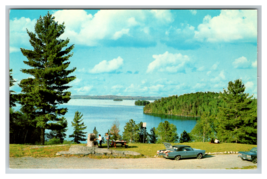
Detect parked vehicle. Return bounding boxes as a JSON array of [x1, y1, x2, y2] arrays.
[[157, 142, 206, 160], [238, 147, 257, 163]]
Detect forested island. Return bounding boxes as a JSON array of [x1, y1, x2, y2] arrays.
[[144, 80, 257, 144], [114, 99, 123, 101], [135, 100, 150, 106], [71, 95, 160, 100]]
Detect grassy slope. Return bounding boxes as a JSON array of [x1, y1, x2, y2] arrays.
[[9, 142, 257, 158]]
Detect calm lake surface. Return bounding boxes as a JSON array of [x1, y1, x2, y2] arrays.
[[60, 99, 198, 143]]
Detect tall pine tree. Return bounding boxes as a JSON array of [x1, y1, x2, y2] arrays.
[[216, 79, 256, 144], [18, 12, 76, 145], [69, 111, 87, 143]]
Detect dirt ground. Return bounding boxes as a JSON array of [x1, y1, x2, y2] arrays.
[[9, 154, 257, 169]]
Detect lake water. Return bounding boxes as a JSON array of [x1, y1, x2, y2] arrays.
[[60, 99, 198, 143]]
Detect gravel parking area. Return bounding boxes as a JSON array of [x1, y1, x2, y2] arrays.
[[9, 154, 257, 169]]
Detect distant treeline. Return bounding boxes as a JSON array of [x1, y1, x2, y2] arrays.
[[135, 100, 150, 106], [144, 92, 224, 117], [71, 95, 161, 100]]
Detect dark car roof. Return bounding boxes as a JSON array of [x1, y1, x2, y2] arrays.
[[173, 145, 190, 148]]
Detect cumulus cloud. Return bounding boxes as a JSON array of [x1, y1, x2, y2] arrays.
[[90, 56, 123, 73], [197, 66, 205, 71], [211, 70, 226, 82], [53, 9, 173, 46], [245, 81, 254, 89], [147, 51, 190, 73], [211, 64, 218, 70], [149, 84, 164, 91], [194, 10, 257, 42], [75, 86, 93, 93], [252, 60, 257, 68], [10, 47, 20, 53], [112, 85, 124, 90], [9, 17, 36, 47], [233, 56, 250, 69]]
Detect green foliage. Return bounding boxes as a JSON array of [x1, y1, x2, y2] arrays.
[[180, 130, 191, 143], [136, 122, 149, 143], [144, 92, 225, 117], [110, 120, 121, 141], [45, 118, 68, 143], [9, 69, 17, 108], [148, 127, 157, 143], [122, 119, 140, 143], [135, 100, 150, 106], [156, 121, 178, 143], [18, 12, 76, 145], [93, 126, 98, 137], [190, 112, 216, 142], [69, 111, 87, 143], [216, 79, 257, 144], [45, 137, 61, 145]]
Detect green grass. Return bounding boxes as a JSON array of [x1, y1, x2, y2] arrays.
[[10, 142, 257, 158]]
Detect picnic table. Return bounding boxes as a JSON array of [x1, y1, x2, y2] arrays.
[[111, 140, 127, 148]]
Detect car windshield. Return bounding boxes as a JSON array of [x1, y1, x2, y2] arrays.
[[250, 147, 257, 152], [184, 147, 193, 151]]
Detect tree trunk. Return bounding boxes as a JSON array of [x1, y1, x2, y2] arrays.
[[40, 128, 45, 145]]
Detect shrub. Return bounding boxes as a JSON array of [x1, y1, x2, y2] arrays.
[[45, 137, 61, 145]]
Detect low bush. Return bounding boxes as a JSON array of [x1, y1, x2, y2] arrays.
[[45, 138, 61, 145]]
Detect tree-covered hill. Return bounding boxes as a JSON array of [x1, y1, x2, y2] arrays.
[[143, 92, 226, 117]]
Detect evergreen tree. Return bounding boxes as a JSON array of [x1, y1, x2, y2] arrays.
[[9, 69, 17, 108], [156, 121, 178, 143], [180, 130, 191, 143], [45, 118, 68, 143], [18, 12, 76, 145], [148, 127, 157, 143], [216, 79, 256, 143], [190, 112, 215, 142], [122, 119, 139, 143], [69, 111, 87, 143], [110, 120, 121, 141], [93, 126, 98, 137]]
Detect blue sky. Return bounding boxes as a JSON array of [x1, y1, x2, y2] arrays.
[[9, 9, 258, 98]]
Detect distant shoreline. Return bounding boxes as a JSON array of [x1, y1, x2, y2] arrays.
[[71, 95, 161, 100]]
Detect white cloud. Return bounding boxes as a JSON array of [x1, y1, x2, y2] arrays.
[[252, 60, 257, 68], [245, 81, 254, 89], [219, 70, 225, 79], [149, 84, 164, 91], [9, 17, 36, 46], [70, 78, 81, 85], [197, 66, 205, 71], [147, 51, 190, 73], [75, 86, 92, 93], [233, 56, 250, 69], [112, 29, 130, 40], [190, 10, 197, 15], [193, 83, 206, 89], [211, 70, 226, 82], [211, 64, 218, 70], [207, 71, 211, 75], [53, 10, 172, 46], [112, 85, 124, 90], [194, 10, 257, 42], [90, 56, 123, 73], [10, 47, 20, 53]]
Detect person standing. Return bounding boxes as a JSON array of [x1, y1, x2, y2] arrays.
[[105, 133, 110, 149], [98, 134, 102, 148]]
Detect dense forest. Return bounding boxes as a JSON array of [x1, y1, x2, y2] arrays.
[[144, 80, 257, 144], [144, 92, 225, 117], [135, 100, 150, 106]]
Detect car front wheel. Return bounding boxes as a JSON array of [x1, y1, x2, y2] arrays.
[[174, 155, 181, 161], [252, 158, 257, 164], [197, 153, 203, 159]]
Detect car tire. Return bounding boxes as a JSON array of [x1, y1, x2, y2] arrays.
[[241, 158, 246, 161], [174, 155, 181, 161], [252, 158, 257, 164], [197, 153, 203, 159]]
